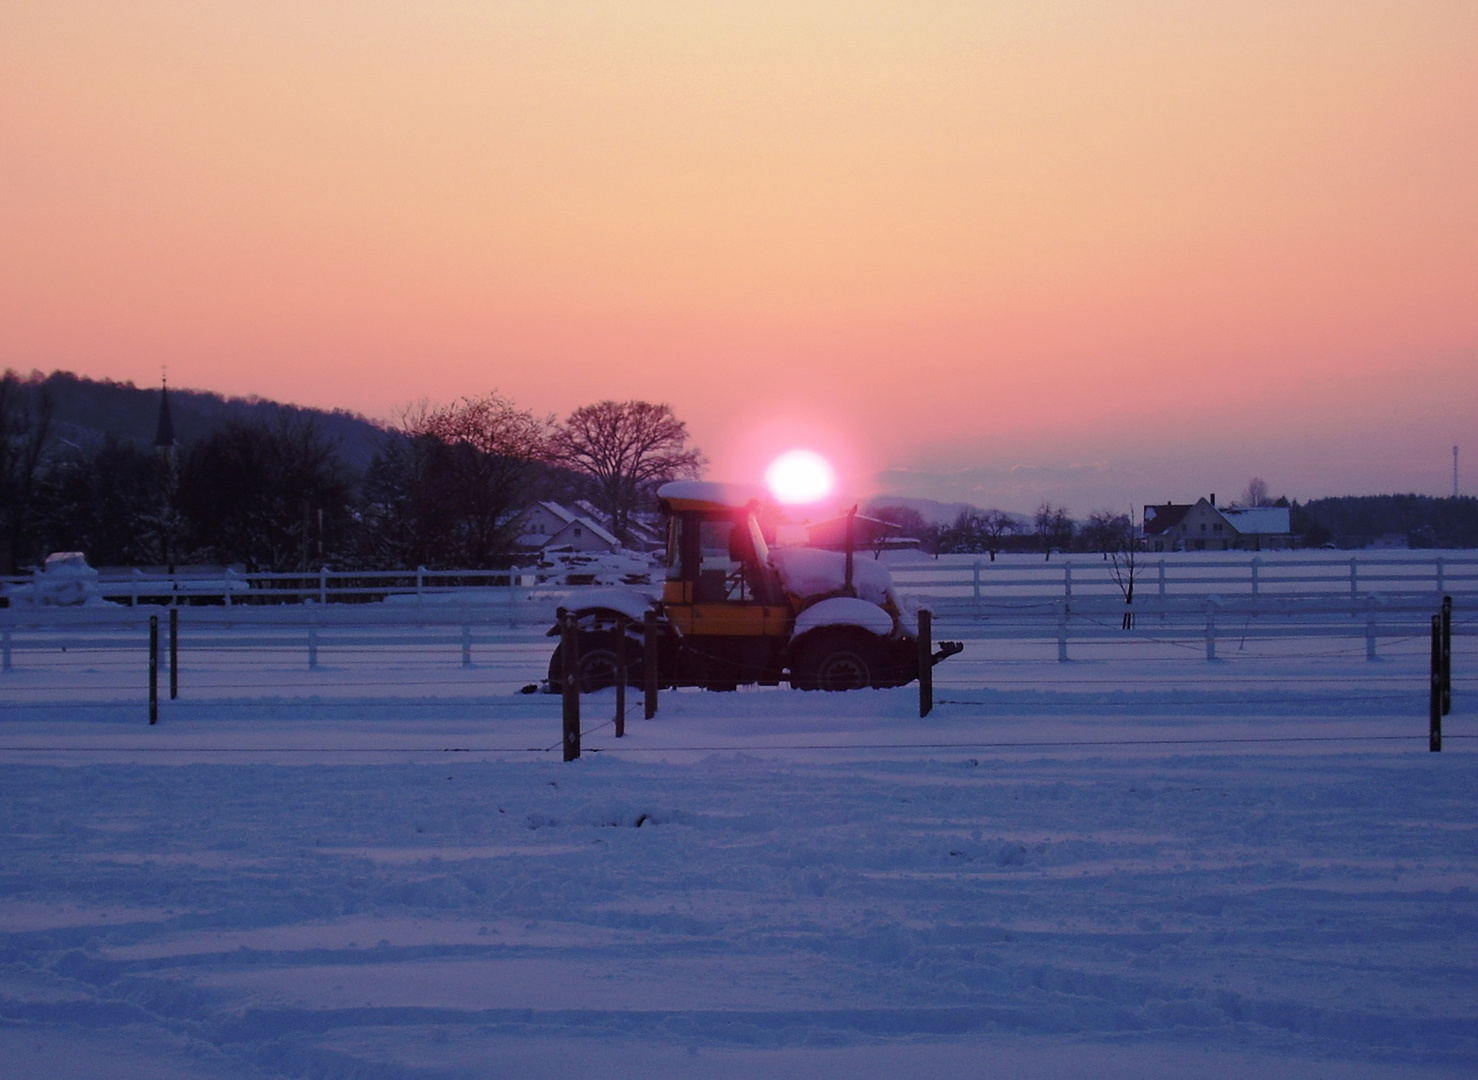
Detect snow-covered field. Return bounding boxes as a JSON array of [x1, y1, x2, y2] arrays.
[[2, 625, 1475, 1079]]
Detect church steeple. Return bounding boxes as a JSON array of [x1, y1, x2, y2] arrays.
[[153, 377, 175, 449]]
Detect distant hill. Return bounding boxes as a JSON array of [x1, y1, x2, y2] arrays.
[[3, 370, 389, 471], [865, 495, 991, 525]]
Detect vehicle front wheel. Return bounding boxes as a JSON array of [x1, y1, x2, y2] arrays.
[[789, 631, 881, 691], [548, 633, 642, 693]]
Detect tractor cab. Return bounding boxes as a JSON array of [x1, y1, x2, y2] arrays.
[[655, 481, 792, 684], [660, 486, 782, 607]]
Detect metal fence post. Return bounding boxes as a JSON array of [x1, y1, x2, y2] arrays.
[[461, 623, 472, 668], [320, 566, 328, 605], [1251, 556, 1261, 597], [918, 608, 933, 718], [1063, 562, 1072, 607], [308, 616, 319, 670], [561, 612, 581, 761], [1436, 557, 1445, 596], [416, 565, 425, 607], [148, 614, 159, 724]]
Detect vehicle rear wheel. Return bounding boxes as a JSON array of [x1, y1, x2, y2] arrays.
[[548, 633, 642, 693], [789, 631, 881, 691]]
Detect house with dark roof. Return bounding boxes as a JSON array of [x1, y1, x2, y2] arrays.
[[1143, 496, 1292, 552]]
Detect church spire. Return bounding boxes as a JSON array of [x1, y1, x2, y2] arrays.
[[153, 376, 175, 449]]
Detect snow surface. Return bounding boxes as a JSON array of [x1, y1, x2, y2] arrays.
[[0, 625, 1475, 1080]]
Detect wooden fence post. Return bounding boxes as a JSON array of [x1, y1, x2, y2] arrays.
[[169, 606, 179, 699], [148, 614, 159, 725], [1430, 613, 1442, 752], [561, 612, 581, 761], [615, 617, 627, 737], [643, 609, 659, 720], [918, 608, 933, 718]]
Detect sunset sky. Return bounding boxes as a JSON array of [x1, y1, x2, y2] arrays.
[[3, 2, 1474, 513]]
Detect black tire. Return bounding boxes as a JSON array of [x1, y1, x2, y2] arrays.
[[548, 633, 642, 693], [789, 631, 882, 691]]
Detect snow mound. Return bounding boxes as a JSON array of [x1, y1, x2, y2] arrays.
[[771, 546, 894, 606], [4, 552, 113, 607]]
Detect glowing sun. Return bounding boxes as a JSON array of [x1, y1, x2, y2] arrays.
[[765, 450, 836, 505]]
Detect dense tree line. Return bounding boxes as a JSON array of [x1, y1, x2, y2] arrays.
[[1, 371, 701, 574], [1291, 495, 1478, 549]]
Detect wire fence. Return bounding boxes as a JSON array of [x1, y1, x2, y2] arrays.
[[1, 581, 1466, 764]]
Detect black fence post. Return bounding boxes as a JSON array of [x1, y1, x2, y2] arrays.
[[614, 617, 627, 738], [169, 606, 179, 700], [561, 611, 581, 761], [1441, 595, 1452, 716], [643, 609, 659, 720], [1430, 613, 1442, 753], [148, 614, 159, 725], [918, 608, 933, 719]]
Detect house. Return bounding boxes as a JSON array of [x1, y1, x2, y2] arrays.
[[509, 502, 621, 555], [1219, 505, 1293, 551], [1143, 496, 1292, 552]]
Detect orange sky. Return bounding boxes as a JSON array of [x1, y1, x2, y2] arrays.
[[2, 1, 1474, 512]]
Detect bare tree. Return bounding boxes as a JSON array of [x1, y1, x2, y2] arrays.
[[1240, 477, 1272, 507], [1107, 507, 1139, 629], [363, 394, 552, 569], [1081, 510, 1133, 556], [1033, 503, 1074, 560], [551, 400, 704, 542]]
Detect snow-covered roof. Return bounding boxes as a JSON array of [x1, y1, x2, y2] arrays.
[[657, 481, 767, 510], [1221, 506, 1291, 535], [568, 516, 620, 548]]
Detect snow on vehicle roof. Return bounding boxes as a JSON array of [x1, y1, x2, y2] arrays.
[[656, 480, 768, 509]]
